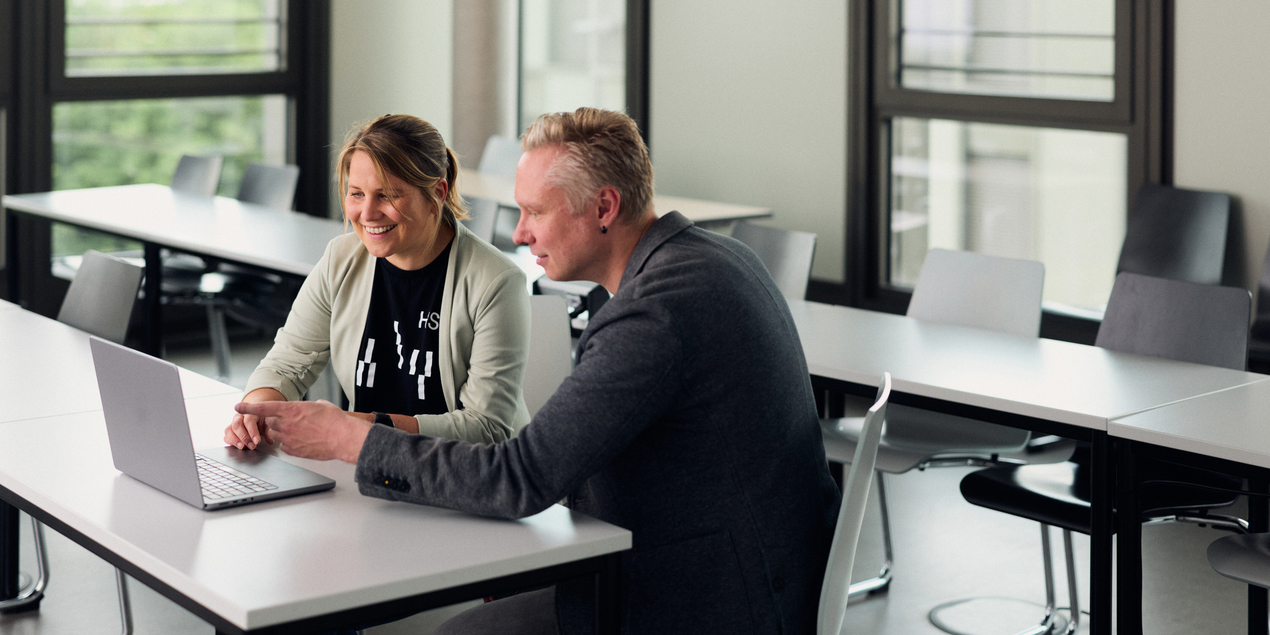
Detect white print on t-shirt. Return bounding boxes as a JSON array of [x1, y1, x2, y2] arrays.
[[371, 321, 435, 401], [419, 311, 440, 331], [356, 338, 377, 388]]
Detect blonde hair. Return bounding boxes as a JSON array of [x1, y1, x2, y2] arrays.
[[337, 114, 468, 228], [521, 108, 653, 224]]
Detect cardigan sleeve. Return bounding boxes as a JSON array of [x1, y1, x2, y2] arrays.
[[243, 241, 337, 401], [411, 264, 530, 444]]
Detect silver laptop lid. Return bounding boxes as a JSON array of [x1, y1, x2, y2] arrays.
[[89, 337, 205, 507]]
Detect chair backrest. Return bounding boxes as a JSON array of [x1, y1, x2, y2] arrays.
[[236, 162, 301, 210], [170, 155, 223, 197], [731, 221, 817, 300], [1116, 183, 1231, 286], [460, 195, 499, 243], [818, 372, 890, 635], [907, 248, 1045, 338], [1254, 241, 1270, 330], [525, 295, 573, 416], [1096, 272, 1250, 370], [57, 250, 144, 345], [478, 135, 523, 177]]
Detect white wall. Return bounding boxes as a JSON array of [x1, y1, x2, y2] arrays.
[[329, 0, 454, 208], [648, 0, 848, 283], [1174, 1, 1270, 295]]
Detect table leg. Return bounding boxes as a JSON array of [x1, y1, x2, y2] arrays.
[[5, 209, 18, 304], [0, 502, 17, 604], [596, 552, 621, 634], [1116, 439, 1143, 635], [143, 243, 162, 356], [1089, 432, 1113, 635], [1251, 480, 1269, 635]]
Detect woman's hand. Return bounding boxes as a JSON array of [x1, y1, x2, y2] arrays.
[[224, 388, 286, 450]]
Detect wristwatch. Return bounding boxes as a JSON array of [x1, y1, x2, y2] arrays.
[[372, 412, 393, 428]]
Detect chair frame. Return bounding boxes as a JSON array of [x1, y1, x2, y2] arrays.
[[819, 373, 890, 635]]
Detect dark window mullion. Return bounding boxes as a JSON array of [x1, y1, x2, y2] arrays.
[[875, 89, 1130, 126], [50, 73, 300, 102], [0, 0, 12, 103], [874, 105, 1138, 136]]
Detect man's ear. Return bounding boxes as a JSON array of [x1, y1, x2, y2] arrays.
[[594, 185, 622, 226]]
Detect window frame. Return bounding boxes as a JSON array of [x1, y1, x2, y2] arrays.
[[4, 0, 330, 315], [843, 0, 1170, 342], [514, 0, 651, 142]]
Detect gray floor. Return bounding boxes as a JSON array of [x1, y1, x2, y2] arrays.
[[0, 335, 1255, 634]]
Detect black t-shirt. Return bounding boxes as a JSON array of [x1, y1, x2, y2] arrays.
[[353, 242, 452, 420]]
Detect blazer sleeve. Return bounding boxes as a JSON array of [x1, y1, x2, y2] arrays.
[[412, 265, 530, 444], [354, 286, 682, 518], [243, 242, 337, 401]]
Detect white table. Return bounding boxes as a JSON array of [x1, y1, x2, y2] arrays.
[[4, 184, 344, 355], [3, 184, 549, 355], [0, 394, 630, 633], [0, 306, 632, 632], [1111, 382, 1270, 635], [788, 299, 1269, 635], [460, 171, 774, 226], [0, 308, 238, 424]]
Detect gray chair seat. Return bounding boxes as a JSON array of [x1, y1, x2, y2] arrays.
[[1209, 533, 1270, 588]]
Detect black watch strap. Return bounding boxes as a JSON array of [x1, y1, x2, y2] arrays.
[[372, 412, 393, 427]]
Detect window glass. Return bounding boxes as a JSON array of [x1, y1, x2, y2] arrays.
[[899, 0, 1114, 101], [520, 0, 625, 130], [64, 0, 284, 77], [51, 95, 288, 257], [889, 117, 1127, 310]]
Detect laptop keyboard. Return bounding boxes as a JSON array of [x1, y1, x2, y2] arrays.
[[197, 455, 279, 500]]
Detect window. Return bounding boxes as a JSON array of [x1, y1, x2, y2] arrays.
[[64, 0, 284, 77], [848, 0, 1166, 324], [4, 0, 329, 315], [518, 0, 649, 136]]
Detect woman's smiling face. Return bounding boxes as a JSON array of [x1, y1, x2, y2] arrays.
[[344, 150, 444, 270]]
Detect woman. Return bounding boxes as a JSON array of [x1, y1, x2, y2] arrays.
[[224, 114, 530, 450]]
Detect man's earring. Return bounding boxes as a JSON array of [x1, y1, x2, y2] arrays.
[[600, 225, 608, 234]]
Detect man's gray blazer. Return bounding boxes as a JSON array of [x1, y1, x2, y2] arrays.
[[356, 211, 841, 634]]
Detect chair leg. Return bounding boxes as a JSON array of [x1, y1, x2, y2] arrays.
[[1060, 529, 1079, 635], [848, 472, 893, 599], [927, 523, 1068, 635], [0, 515, 48, 613], [206, 304, 232, 383], [116, 568, 133, 635]]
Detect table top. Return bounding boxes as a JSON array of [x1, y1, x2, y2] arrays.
[[4, 184, 549, 292], [0, 308, 238, 424], [4, 184, 344, 277], [0, 393, 631, 630], [790, 300, 1268, 430], [1110, 380, 1270, 470], [459, 171, 774, 224]]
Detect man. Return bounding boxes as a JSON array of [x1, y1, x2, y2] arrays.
[[237, 108, 841, 634]]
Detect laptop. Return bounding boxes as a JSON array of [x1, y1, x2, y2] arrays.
[[89, 337, 335, 510]]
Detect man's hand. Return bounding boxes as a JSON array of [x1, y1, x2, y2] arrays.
[[233, 400, 373, 464]]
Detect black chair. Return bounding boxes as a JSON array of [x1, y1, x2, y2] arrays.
[[236, 162, 300, 210], [950, 272, 1252, 635], [1116, 183, 1232, 286], [165, 162, 302, 381], [1245, 241, 1270, 372], [730, 221, 817, 300], [169, 154, 223, 197], [461, 194, 499, 244], [0, 251, 144, 629]]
